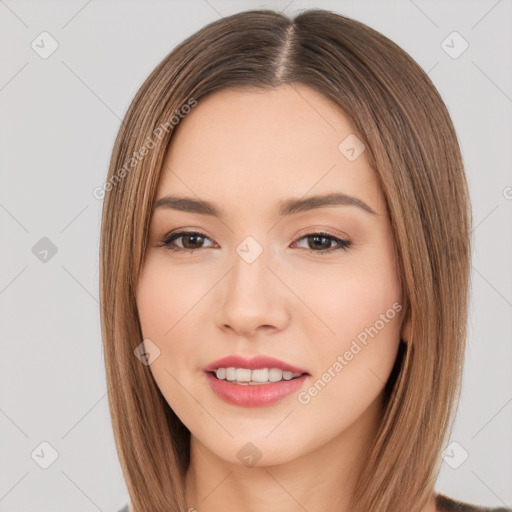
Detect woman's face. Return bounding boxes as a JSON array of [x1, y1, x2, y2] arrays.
[[136, 84, 410, 468]]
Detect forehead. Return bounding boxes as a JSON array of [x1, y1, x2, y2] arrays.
[[157, 84, 385, 216]]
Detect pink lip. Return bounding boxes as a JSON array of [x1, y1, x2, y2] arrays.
[[202, 355, 310, 408], [204, 372, 310, 407], [203, 355, 310, 374]]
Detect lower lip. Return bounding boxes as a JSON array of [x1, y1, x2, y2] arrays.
[[204, 372, 309, 407]]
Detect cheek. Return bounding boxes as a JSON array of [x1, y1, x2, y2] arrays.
[[292, 258, 402, 344], [292, 251, 403, 398], [135, 260, 196, 393], [337, 274, 401, 340], [136, 256, 208, 339], [135, 260, 202, 415], [295, 279, 402, 434]]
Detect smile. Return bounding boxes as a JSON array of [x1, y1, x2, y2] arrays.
[[213, 367, 304, 384]]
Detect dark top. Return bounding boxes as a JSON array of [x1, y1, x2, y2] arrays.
[[436, 494, 512, 511], [118, 493, 512, 511]]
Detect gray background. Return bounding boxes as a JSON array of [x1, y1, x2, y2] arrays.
[[1, 0, 511, 510]]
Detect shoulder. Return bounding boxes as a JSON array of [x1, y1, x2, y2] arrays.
[[116, 505, 130, 512], [436, 493, 512, 512]]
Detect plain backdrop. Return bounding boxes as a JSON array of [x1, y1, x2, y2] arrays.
[[0, 0, 511, 511]]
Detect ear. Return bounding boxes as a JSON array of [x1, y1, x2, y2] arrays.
[[400, 306, 412, 343]]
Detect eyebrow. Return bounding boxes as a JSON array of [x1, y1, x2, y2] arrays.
[[153, 192, 377, 217]]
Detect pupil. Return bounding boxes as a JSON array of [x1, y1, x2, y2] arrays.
[[184, 234, 203, 249], [309, 235, 330, 250]]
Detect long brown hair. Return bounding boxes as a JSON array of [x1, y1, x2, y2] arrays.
[[99, 8, 472, 512]]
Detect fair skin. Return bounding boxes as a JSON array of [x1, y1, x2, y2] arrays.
[[136, 84, 436, 512]]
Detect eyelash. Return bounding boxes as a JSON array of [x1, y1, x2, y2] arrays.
[[160, 230, 352, 255]]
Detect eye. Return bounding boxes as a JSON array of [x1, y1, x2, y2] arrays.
[[160, 230, 352, 254], [292, 231, 352, 254], [161, 230, 215, 253]]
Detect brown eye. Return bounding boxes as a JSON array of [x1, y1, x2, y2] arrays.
[[306, 234, 333, 251], [293, 232, 352, 254], [161, 230, 352, 255], [162, 231, 213, 252]]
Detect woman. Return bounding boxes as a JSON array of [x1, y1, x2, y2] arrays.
[[99, 8, 510, 512]]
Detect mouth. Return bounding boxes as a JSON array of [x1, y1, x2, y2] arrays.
[[204, 367, 310, 407], [207, 367, 308, 385], [202, 355, 311, 407]]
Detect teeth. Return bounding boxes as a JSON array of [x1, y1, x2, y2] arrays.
[[252, 368, 269, 382], [269, 368, 283, 382], [214, 367, 302, 384], [236, 368, 251, 382]]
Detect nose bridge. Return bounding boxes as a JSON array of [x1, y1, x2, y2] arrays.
[[216, 234, 288, 334], [229, 236, 272, 302]]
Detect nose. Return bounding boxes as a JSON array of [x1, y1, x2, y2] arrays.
[[214, 248, 290, 338]]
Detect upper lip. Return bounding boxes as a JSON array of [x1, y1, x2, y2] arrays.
[[203, 355, 310, 375]]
